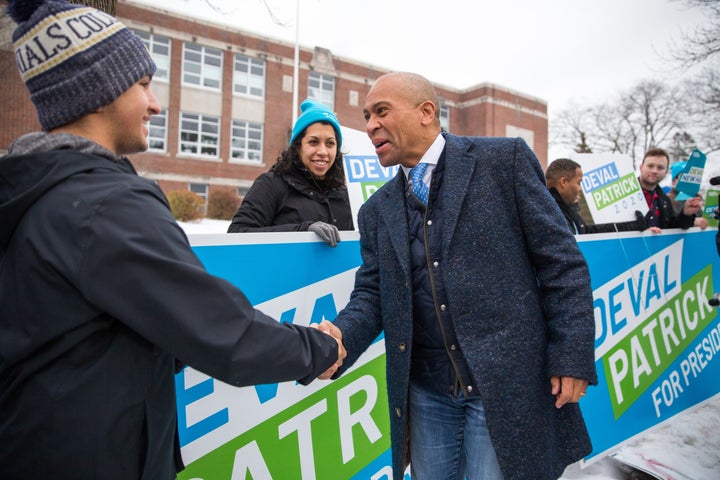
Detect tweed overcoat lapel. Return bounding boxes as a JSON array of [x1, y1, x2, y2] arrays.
[[378, 171, 412, 276], [439, 135, 477, 258], [374, 135, 477, 275]]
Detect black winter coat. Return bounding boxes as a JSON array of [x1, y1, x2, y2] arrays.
[[642, 184, 695, 229], [228, 165, 354, 233], [548, 188, 646, 234], [0, 148, 338, 480]]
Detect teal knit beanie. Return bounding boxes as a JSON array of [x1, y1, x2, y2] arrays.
[[290, 99, 342, 148]]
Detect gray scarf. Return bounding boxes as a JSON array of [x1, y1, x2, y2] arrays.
[[7, 132, 118, 160]]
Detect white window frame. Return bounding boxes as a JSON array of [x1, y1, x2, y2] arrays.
[[182, 42, 223, 90], [307, 71, 335, 110], [440, 105, 450, 132], [189, 183, 208, 213], [148, 108, 168, 152], [179, 112, 220, 158], [134, 30, 171, 82], [233, 54, 265, 98], [231, 119, 263, 164]]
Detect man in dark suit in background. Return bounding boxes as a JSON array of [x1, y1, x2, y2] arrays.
[[546, 157, 645, 234], [319, 72, 597, 480]]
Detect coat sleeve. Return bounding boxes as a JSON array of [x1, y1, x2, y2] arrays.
[[509, 139, 598, 385], [75, 180, 337, 386], [227, 173, 312, 233], [331, 200, 384, 375]]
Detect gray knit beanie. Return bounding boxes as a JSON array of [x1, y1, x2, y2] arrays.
[[7, 0, 156, 131]]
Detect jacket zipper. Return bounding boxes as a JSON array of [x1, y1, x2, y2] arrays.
[[422, 205, 467, 397]]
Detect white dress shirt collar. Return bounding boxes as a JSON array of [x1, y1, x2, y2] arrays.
[[401, 134, 446, 185]]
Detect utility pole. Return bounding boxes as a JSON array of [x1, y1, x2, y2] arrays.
[[292, 0, 300, 124]]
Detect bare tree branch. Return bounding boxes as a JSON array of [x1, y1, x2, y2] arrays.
[[550, 102, 596, 154], [551, 79, 702, 169], [670, 0, 720, 68]]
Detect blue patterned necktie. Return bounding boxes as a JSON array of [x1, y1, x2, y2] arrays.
[[409, 163, 429, 205]]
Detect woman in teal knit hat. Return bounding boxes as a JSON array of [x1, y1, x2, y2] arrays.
[[228, 99, 353, 246]]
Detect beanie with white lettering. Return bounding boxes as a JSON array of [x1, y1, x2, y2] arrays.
[[7, 0, 156, 131]]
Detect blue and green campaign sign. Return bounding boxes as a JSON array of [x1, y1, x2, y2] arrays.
[[178, 233, 399, 479], [179, 228, 720, 477], [675, 149, 706, 201], [341, 125, 398, 228], [703, 189, 719, 227], [577, 229, 720, 462], [571, 153, 648, 224]]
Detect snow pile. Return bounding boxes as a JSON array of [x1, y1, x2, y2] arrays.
[[562, 396, 720, 479]]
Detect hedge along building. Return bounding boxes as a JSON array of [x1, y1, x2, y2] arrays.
[[0, 0, 548, 210]]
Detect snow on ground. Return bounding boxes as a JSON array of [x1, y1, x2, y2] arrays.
[[180, 219, 720, 480], [178, 218, 231, 234], [562, 397, 720, 479]]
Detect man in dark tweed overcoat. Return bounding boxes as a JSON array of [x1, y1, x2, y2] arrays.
[[320, 72, 597, 480]]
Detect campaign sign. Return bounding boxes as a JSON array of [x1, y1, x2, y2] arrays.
[[176, 232, 402, 480], [177, 228, 720, 477], [675, 149, 706, 201], [341, 126, 398, 228], [572, 154, 648, 224], [577, 229, 720, 463], [703, 190, 719, 227]]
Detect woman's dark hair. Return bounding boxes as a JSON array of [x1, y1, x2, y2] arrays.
[[273, 121, 346, 190]]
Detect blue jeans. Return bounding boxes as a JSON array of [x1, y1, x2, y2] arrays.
[[409, 382, 504, 480]]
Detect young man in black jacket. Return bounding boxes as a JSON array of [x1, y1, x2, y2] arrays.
[[0, 1, 343, 478], [638, 148, 702, 232], [545, 158, 645, 234]]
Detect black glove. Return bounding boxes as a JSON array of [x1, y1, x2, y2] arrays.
[[308, 221, 340, 247], [633, 210, 647, 231]]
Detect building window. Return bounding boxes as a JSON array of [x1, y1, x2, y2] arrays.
[[189, 183, 208, 212], [506, 125, 535, 150], [231, 120, 263, 163], [307, 71, 334, 109], [148, 109, 168, 152], [237, 186, 249, 198], [440, 105, 450, 132], [233, 54, 265, 97], [133, 30, 171, 81], [182, 42, 222, 90], [180, 112, 220, 157]]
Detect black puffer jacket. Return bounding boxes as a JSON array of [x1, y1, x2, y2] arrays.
[[228, 165, 354, 233]]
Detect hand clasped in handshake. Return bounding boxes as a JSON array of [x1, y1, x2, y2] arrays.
[[315, 320, 345, 380]]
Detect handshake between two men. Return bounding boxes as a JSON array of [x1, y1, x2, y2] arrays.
[[315, 320, 345, 380]]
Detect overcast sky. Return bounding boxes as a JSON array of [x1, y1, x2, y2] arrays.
[[132, 0, 706, 114]]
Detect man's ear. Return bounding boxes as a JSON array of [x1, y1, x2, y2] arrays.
[[419, 100, 436, 125]]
